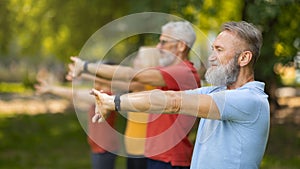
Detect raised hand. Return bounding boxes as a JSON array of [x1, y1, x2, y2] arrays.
[[66, 56, 85, 80], [34, 78, 53, 95]]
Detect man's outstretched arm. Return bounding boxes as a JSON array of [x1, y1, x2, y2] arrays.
[[67, 56, 166, 86], [90, 88, 220, 122], [67, 56, 134, 81]]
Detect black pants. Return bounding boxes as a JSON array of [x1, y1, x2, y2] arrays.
[[127, 155, 147, 169], [91, 152, 116, 169], [147, 158, 190, 169]]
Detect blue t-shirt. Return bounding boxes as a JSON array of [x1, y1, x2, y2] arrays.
[[185, 81, 270, 169]]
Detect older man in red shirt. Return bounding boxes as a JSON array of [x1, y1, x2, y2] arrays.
[[68, 21, 200, 169]]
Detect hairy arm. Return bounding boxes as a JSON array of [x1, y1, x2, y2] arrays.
[[35, 79, 94, 104], [86, 63, 166, 86], [88, 63, 135, 81], [81, 73, 147, 92], [90, 89, 220, 122], [68, 56, 166, 87]]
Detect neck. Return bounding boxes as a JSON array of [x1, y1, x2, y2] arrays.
[[169, 53, 188, 66], [227, 69, 254, 90]]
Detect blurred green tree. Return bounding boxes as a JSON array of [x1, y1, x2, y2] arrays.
[[1, 0, 129, 63], [241, 0, 300, 107], [0, 0, 299, 90]]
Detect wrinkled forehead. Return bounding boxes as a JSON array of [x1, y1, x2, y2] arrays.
[[160, 31, 179, 40], [213, 30, 245, 49]]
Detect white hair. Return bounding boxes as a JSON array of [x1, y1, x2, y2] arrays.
[[161, 21, 196, 48]]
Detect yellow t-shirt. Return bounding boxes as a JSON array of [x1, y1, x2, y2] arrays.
[[124, 112, 148, 155], [124, 85, 154, 155]]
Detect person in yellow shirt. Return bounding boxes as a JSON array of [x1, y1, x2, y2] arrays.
[[124, 47, 161, 169], [77, 46, 161, 169]]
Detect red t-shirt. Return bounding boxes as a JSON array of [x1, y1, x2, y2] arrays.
[[87, 104, 119, 153], [145, 61, 200, 166]]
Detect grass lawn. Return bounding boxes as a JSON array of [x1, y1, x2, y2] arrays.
[[0, 111, 299, 169], [0, 112, 92, 169], [260, 122, 300, 169]]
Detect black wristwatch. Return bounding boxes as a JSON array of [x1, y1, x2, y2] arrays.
[[83, 61, 89, 73], [114, 94, 121, 112]]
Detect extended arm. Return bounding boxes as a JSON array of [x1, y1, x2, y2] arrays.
[[35, 79, 94, 104], [90, 88, 220, 122], [81, 73, 147, 92], [67, 56, 166, 86]]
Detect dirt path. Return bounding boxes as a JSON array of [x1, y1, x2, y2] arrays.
[[0, 93, 72, 115], [1, 93, 300, 125]]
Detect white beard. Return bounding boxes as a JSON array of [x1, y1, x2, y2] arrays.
[[159, 51, 177, 66], [205, 56, 240, 86]]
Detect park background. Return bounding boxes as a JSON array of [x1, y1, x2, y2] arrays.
[[0, 0, 300, 168]]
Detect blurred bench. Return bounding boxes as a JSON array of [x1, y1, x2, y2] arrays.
[[275, 87, 300, 108], [275, 87, 300, 98]]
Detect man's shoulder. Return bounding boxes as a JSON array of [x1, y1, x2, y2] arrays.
[[185, 86, 225, 94], [165, 60, 194, 68]]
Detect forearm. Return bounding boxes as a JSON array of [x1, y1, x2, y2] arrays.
[[91, 89, 220, 121], [49, 86, 94, 104], [80, 60, 164, 86], [119, 90, 183, 114], [111, 81, 145, 93], [82, 73, 145, 92], [48, 86, 73, 99], [86, 63, 135, 81], [119, 90, 220, 119]]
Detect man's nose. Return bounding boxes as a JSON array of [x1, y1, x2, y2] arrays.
[[156, 43, 162, 49], [208, 52, 217, 61]]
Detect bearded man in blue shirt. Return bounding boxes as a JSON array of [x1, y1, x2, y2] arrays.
[[91, 21, 270, 169]]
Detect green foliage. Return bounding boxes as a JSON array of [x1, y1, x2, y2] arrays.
[[242, 0, 300, 83], [0, 0, 299, 86], [0, 82, 27, 93], [194, 0, 244, 30], [1, 0, 130, 63], [0, 1, 13, 54]]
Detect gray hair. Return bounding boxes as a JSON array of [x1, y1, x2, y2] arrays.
[[221, 21, 263, 65], [162, 21, 196, 48]]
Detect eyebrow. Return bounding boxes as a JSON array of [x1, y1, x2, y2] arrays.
[[211, 45, 223, 50]]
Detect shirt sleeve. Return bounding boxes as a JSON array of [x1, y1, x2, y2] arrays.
[[210, 89, 262, 123], [185, 86, 224, 95]]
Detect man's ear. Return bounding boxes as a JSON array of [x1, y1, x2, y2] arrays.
[[177, 41, 187, 52], [239, 51, 253, 67]]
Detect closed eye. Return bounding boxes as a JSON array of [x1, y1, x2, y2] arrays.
[[211, 46, 223, 52]]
